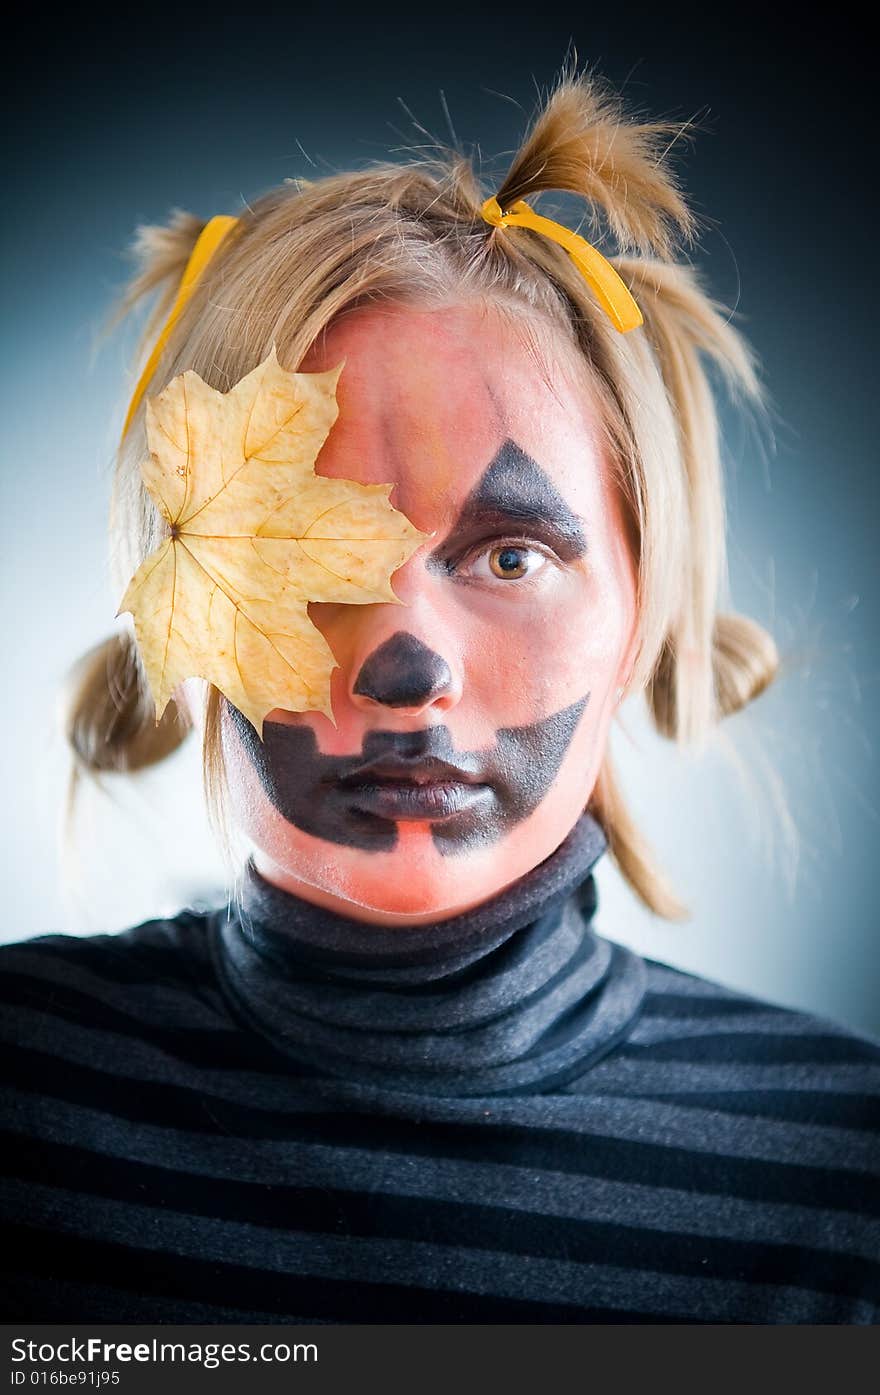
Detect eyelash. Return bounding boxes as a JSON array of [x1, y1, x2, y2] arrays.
[[454, 536, 554, 584]]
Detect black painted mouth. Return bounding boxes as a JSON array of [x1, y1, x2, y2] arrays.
[[226, 692, 590, 856]]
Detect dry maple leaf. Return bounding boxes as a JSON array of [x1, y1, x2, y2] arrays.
[[116, 345, 430, 735]]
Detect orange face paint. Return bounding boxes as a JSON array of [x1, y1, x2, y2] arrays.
[[220, 301, 639, 924]]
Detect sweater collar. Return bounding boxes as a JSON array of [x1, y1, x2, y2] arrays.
[[211, 812, 646, 1097]]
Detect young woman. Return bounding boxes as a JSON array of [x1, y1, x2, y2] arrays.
[[1, 69, 877, 1323]]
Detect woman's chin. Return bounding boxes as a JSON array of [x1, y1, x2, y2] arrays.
[[255, 822, 501, 925]]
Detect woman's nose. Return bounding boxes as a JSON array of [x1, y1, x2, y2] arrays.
[[309, 561, 465, 718], [350, 631, 459, 713]]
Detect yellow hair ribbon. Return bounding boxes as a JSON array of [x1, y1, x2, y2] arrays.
[[120, 214, 239, 442], [480, 196, 642, 334]]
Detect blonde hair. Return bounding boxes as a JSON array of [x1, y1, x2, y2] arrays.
[[63, 64, 780, 919]]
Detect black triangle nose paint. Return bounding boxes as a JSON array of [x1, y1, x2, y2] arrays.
[[353, 632, 452, 707], [226, 693, 590, 855]]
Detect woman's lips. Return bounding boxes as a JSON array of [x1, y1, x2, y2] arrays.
[[327, 753, 490, 821], [334, 778, 491, 820]]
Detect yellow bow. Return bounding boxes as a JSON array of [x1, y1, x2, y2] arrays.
[[480, 196, 642, 334], [120, 214, 239, 442]]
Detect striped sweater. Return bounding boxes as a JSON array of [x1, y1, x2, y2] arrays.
[[1, 813, 878, 1323]]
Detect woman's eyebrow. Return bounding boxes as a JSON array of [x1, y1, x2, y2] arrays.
[[428, 438, 588, 563]]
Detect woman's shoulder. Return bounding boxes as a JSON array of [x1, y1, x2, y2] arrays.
[[0, 905, 218, 963], [0, 908, 239, 1163], [0, 906, 225, 1024], [617, 948, 880, 1122], [637, 950, 880, 1049]]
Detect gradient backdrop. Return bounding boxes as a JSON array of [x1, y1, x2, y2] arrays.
[[2, 5, 877, 1037]]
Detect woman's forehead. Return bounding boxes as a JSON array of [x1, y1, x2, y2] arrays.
[[299, 301, 606, 532]]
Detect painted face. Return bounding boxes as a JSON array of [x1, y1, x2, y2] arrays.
[[215, 301, 639, 924]]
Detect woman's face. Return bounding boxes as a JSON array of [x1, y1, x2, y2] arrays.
[[213, 300, 639, 923]]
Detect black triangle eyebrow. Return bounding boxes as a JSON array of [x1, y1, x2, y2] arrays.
[[427, 438, 588, 565]]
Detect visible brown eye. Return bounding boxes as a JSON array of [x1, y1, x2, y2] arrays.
[[453, 538, 552, 585], [488, 545, 531, 579]]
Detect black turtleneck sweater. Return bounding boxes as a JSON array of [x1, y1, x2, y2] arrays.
[[1, 813, 878, 1323]]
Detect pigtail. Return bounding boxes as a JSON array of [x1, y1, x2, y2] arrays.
[[618, 257, 779, 743], [62, 634, 187, 777], [492, 66, 696, 257], [711, 612, 778, 718], [110, 209, 208, 344]]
